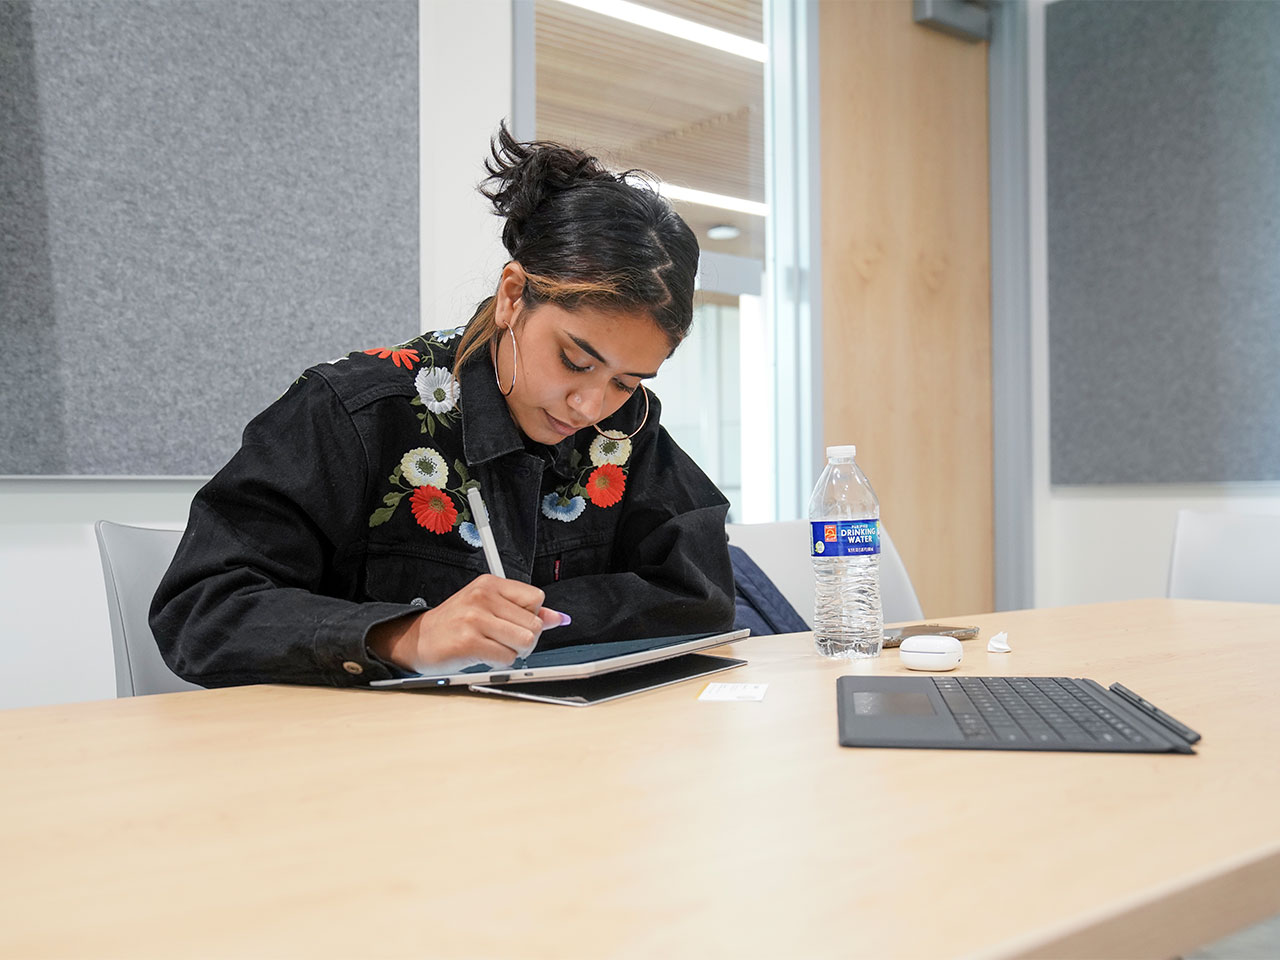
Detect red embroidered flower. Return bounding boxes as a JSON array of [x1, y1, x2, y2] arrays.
[[410, 485, 457, 534], [585, 464, 626, 508], [363, 347, 421, 369]]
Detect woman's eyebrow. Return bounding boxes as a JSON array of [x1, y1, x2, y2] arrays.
[[567, 333, 657, 379]]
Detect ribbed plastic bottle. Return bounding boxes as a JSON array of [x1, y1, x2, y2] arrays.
[[807, 444, 883, 658]]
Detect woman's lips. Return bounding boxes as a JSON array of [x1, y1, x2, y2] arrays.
[[544, 411, 581, 437]]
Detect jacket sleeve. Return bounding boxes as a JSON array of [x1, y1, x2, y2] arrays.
[[149, 373, 415, 687], [537, 423, 736, 647]]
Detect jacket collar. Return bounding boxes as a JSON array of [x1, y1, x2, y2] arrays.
[[460, 349, 526, 466]]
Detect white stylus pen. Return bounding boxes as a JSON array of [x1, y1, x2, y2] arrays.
[[465, 486, 506, 578]]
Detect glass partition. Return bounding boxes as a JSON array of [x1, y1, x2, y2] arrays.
[[520, 0, 815, 521]]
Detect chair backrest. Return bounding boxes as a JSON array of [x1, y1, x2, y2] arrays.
[[94, 521, 204, 696], [725, 520, 925, 626], [1167, 510, 1280, 603]]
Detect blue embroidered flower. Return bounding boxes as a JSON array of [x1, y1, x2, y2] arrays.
[[541, 493, 587, 523], [431, 326, 463, 343], [458, 521, 483, 547]]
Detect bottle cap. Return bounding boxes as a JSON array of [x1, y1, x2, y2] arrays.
[[826, 444, 857, 459]]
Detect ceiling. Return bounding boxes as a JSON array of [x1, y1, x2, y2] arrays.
[[534, 0, 765, 261]]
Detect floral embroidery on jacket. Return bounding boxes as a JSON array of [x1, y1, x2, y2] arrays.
[[540, 430, 631, 522], [363, 346, 420, 369], [364, 334, 462, 438], [369, 447, 479, 538], [366, 334, 634, 538], [409, 485, 457, 534], [366, 332, 474, 539]]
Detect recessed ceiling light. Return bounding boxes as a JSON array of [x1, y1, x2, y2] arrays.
[[706, 224, 741, 241]]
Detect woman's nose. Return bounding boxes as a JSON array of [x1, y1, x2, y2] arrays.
[[568, 387, 604, 424]]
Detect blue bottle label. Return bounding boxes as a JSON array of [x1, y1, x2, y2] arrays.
[[810, 519, 880, 557]]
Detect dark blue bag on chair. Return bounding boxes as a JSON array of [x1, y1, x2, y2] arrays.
[[729, 544, 809, 637]]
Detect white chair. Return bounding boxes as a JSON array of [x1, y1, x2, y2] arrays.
[[94, 520, 204, 696], [726, 520, 925, 626], [1167, 510, 1280, 603]]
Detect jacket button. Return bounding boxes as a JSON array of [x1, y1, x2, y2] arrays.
[[342, 661, 364, 675]]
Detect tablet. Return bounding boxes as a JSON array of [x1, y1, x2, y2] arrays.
[[469, 652, 747, 706], [368, 628, 750, 690]]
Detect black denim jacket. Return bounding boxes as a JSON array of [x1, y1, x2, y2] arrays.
[[150, 329, 735, 687]]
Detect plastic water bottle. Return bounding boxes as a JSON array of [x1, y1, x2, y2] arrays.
[[808, 444, 883, 658]]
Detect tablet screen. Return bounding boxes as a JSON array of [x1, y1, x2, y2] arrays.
[[455, 632, 722, 674]]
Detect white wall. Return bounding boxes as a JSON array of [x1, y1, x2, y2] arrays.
[[0, 1, 511, 710], [1026, 0, 1280, 609], [0, 481, 201, 708], [419, 0, 510, 333]]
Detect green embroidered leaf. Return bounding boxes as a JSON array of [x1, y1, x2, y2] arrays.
[[369, 506, 397, 527], [570, 449, 582, 470], [570, 483, 587, 498], [389, 464, 403, 485], [382, 491, 405, 507], [457, 506, 471, 523], [426, 416, 436, 438], [462, 479, 480, 493], [454, 460, 470, 482], [410, 395, 422, 408]]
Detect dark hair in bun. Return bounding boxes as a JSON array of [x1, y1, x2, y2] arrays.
[[455, 122, 700, 371]]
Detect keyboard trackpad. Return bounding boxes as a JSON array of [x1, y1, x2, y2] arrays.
[[837, 677, 965, 747]]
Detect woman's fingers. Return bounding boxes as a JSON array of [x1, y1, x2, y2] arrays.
[[477, 574, 545, 612], [480, 594, 546, 657], [407, 576, 573, 671], [539, 607, 570, 630], [468, 576, 571, 657]]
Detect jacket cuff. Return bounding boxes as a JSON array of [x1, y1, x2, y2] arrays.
[[314, 602, 422, 685]]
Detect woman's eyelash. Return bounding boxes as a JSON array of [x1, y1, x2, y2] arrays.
[[561, 352, 637, 394]]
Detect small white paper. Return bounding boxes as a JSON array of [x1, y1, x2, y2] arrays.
[[698, 682, 768, 702], [987, 631, 1011, 653]]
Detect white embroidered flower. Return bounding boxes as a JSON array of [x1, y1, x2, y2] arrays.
[[458, 521, 483, 548], [588, 430, 631, 467], [400, 447, 448, 488], [431, 326, 463, 342], [415, 366, 461, 414], [541, 493, 587, 523]]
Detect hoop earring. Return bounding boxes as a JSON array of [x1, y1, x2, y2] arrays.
[[593, 385, 650, 441], [494, 325, 518, 397]]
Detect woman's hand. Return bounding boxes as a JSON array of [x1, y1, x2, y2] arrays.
[[367, 575, 568, 674]]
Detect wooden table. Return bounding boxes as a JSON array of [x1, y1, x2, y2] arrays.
[[3, 599, 1279, 958]]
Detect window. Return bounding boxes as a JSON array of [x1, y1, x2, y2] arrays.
[[520, 0, 816, 520]]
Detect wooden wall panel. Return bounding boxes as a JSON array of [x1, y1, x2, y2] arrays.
[[819, 0, 993, 617]]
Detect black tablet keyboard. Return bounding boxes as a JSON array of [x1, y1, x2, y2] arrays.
[[934, 677, 1156, 747]]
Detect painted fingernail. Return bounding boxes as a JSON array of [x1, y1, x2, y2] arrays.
[[559, 612, 572, 626]]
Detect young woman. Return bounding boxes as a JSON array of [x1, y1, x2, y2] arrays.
[[150, 125, 736, 686]]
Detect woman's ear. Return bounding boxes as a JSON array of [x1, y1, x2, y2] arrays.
[[494, 262, 528, 330]]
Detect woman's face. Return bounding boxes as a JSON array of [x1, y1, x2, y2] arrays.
[[492, 267, 672, 446]]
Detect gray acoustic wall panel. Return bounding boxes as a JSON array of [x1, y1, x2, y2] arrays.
[[0, 0, 418, 475], [1046, 0, 1280, 484]]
